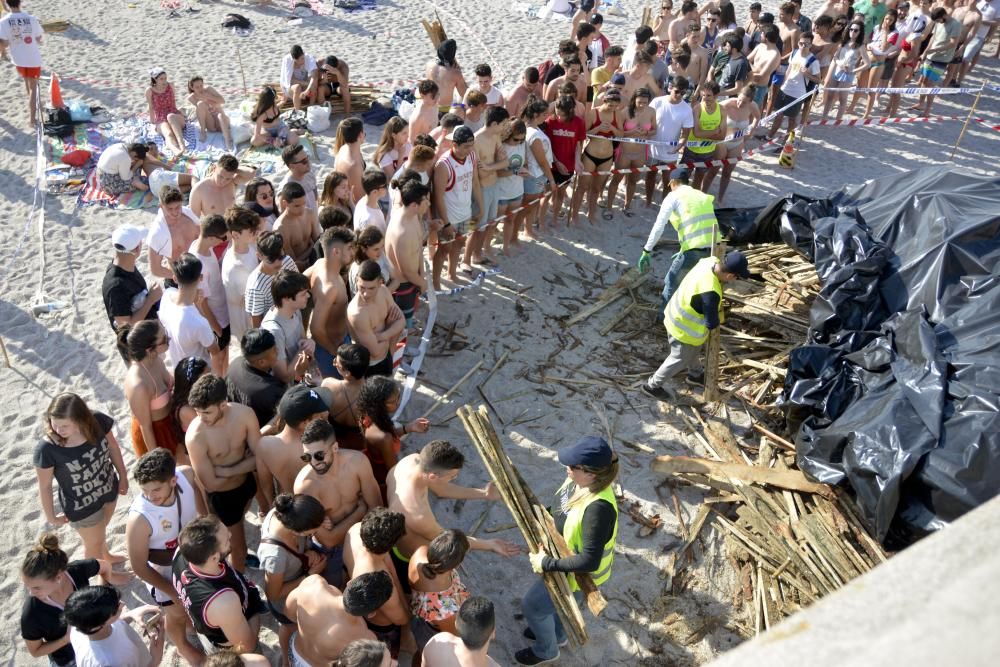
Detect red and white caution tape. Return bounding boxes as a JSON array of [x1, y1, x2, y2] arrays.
[[801, 114, 962, 127]]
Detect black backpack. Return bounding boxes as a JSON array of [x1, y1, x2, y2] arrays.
[[43, 107, 74, 138], [221, 13, 252, 30]]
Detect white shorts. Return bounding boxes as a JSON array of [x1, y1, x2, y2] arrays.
[[289, 633, 310, 667], [148, 168, 180, 200], [963, 35, 985, 62]]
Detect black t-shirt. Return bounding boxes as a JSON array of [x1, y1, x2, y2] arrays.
[[33, 412, 119, 522], [544, 63, 566, 86], [20, 559, 100, 666], [101, 262, 158, 330], [226, 358, 287, 428]]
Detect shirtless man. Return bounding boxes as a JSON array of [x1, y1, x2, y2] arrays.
[[185, 374, 262, 573], [423, 596, 501, 667], [274, 182, 321, 271], [386, 440, 519, 589], [189, 154, 254, 218], [285, 572, 393, 665], [670, 1, 702, 49], [319, 55, 352, 115], [347, 260, 406, 378], [654, 1, 678, 42], [321, 344, 370, 452], [425, 38, 467, 111], [334, 118, 367, 205], [773, 2, 802, 113], [469, 107, 509, 266], [294, 418, 383, 589], [409, 80, 441, 144], [304, 227, 354, 377], [146, 186, 200, 281], [505, 67, 542, 119], [622, 51, 664, 100], [343, 508, 410, 657], [684, 23, 710, 87], [543, 56, 587, 103], [385, 180, 430, 333], [256, 384, 331, 506], [747, 25, 782, 110]]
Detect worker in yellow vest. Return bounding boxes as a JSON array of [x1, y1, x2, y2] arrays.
[[643, 251, 750, 402], [636, 166, 720, 315], [516, 436, 619, 666]]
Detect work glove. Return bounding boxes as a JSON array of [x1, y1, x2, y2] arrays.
[[638, 250, 652, 273], [529, 550, 547, 574]]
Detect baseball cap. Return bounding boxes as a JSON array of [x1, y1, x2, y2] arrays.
[[669, 166, 690, 181], [558, 436, 614, 468], [111, 225, 146, 252], [760, 12, 775, 22], [610, 72, 627, 85], [241, 328, 276, 357], [721, 250, 751, 279], [446, 125, 475, 144], [278, 384, 333, 427]]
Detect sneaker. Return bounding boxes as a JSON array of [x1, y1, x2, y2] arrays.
[[514, 648, 561, 665], [641, 384, 678, 402], [523, 627, 568, 648], [686, 367, 705, 385]]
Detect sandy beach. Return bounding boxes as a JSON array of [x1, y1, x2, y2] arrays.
[[0, 0, 998, 664]]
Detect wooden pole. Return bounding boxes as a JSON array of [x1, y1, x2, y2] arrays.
[[948, 83, 985, 161], [235, 42, 249, 98], [418, 361, 483, 420], [703, 242, 726, 402], [0, 336, 11, 368]]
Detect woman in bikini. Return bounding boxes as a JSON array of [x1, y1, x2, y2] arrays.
[[409, 529, 472, 639], [606, 87, 655, 217], [19, 534, 129, 666], [118, 321, 182, 460], [357, 376, 429, 500], [576, 88, 623, 225], [186, 75, 234, 150], [319, 171, 355, 222], [716, 84, 761, 204], [850, 10, 899, 118], [250, 86, 300, 148], [888, 2, 929, 117], [259, 493, 327, 664], [822, 20, 871, 122], [145, 67, 187, 156]]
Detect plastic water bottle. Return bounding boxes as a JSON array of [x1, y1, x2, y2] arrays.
[[32, 301, 68, 316]]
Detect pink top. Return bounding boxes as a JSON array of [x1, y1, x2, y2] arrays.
[[150, 83, 179, 124]]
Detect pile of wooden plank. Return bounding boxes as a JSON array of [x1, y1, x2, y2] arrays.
[[262, 84, 384, 115], [652, 413, 888, 634], [457, 405, 605, 647]]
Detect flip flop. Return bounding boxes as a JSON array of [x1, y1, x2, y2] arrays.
[[602, 210, 614, 221], [622, 209, 634, 218]]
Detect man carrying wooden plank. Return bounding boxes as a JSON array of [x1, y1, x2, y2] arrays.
[[642, 250, 749, 402]]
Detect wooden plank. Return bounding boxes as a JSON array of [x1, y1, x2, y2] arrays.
[[651, 455, 833, 496], [565, 269, 650, 326]]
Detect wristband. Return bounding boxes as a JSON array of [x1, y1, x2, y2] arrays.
[[442, 222, 452, 229]]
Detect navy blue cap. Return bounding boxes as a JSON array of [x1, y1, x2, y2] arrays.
[[278, 384, 333, 427], [722, 250, 751, 279], [669, 166, 690, 181], [610, 72, 627, 85], [558, 436, 613, 468]]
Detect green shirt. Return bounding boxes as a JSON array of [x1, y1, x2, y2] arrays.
[[853, 0, 888, 41]]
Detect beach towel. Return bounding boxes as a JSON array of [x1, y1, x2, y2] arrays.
[[77, 148, 216, 210], [45, 123, 106, 195], [239, 136, 317, 176], [335, 0, 377, 12]]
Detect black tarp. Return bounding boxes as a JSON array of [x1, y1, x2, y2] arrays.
[[757, 168, 1000, 545]]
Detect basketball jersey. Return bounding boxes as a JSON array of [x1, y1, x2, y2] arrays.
[[438, 149, 477, 224], [128, 473, 198, 603], [172, 553, 262, 647]]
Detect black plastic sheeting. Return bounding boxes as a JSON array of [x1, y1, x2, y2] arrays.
[[735, 168, 1000, 546]]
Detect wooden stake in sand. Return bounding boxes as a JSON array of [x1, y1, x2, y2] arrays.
[[949, 83, 985, 161], [457, 406, 597, 645], [418, 361, 484, 421]]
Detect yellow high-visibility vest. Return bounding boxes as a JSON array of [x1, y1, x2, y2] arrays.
[[664, 256, 722, 346], [562, 483, 618, 592], [670, 185, 719, 252]]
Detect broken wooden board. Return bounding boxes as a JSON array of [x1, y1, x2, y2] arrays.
[[564, 269, 650, 326], [651, 455, 832, 496]]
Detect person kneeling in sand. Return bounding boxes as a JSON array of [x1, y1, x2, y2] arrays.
[[285, 572, 394, 665]]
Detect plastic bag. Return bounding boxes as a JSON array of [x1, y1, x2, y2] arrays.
[[307, 104, 331, 133]]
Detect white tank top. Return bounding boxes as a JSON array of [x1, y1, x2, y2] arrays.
[[128, 472, 198, 602], [438, 149, 476, 224], [525, 126, 553, 180]]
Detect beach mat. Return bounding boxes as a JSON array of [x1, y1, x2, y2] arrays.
[[77, 151, 216, 210]]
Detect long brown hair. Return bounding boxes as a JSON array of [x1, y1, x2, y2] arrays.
[[319, 171, 351, 208], [353, 226, 385, 264], [373, 117, 409, 167], [22, 533, 69, 579], [45, 393, 104, 445], [419, 529, 469, 579]]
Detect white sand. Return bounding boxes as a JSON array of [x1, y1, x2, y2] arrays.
[[0, 0, 997, 664]]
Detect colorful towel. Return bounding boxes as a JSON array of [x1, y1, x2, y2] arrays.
[[77, 151, 216, 210], [239, 136, 317, 176]]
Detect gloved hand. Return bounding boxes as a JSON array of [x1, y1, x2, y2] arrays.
[[637, 251, 652, 273], [528, 550, 547, 574]]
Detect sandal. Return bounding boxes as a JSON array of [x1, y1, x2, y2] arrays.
[[602, 209, 614, 221]]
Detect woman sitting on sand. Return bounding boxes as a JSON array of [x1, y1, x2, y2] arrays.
[[251, 86, 300, 148], [145, 67, 187, 155], [34, 394, 128, 563], [118, 320, 182, 460], [409, 530, 472, 640], [95, 142, 166, 197], [19, 534, 129, 666], [187, 75, 234, 151]]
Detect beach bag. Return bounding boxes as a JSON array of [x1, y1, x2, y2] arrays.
[[307, 104, 331, 132], [43, 107, 74, 138], [222, 13, 252, 29], [67, 99, 92, 122], [286, 109, 309, 131], [536, 58, 556, 83], [293, 1, 314, 17], [61, 149, 92, 167], [226, 110, 253, 145]]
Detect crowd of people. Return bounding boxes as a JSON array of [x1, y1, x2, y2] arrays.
[[7, 0, 999, 664]]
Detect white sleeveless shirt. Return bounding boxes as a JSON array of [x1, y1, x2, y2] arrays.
[[438, 149, 477, 224], [128, 472, 198, 602]]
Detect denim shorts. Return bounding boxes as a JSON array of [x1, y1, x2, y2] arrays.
[[498, 195, 523, 208], [523, 175, 547, 195]]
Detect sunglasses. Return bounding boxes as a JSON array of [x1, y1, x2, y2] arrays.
[[300, 450, 330, 463], [293, 158, 310, 165], [258, 192, 274, 199]]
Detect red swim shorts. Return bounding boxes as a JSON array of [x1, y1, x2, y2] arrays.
[[17, 66, 42, 79]]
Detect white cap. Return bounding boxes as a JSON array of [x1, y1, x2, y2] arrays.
[[111, 225, 146, 252], [149, 67, 166, 80]]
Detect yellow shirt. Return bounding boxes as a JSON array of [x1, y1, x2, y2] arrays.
[[591, 67, 612, 100]]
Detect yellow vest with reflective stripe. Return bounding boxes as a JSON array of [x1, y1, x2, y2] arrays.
[[687, 101, 722, 155], [670, 186, 719, 252], [665, 257, 722, 346], [562, 483, 618, 592]]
